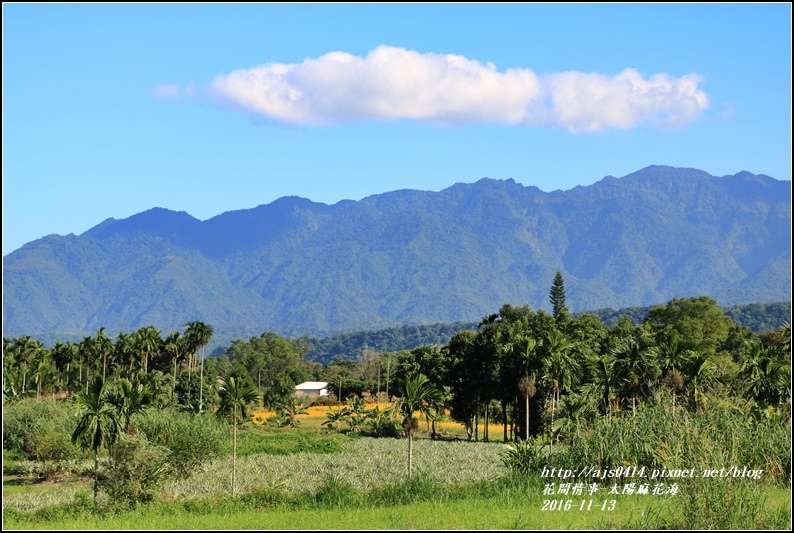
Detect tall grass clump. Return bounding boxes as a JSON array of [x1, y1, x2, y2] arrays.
[[136, 408, 227, 479], [548, 391, 790, 529], [673, 476, 765, 529], [552, 392, 790, 485], [3, 397, 81, 478], [313, 474, 363, 508], [498, 436, 546, 475]]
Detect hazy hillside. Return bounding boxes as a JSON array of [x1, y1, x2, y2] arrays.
[[3, 165, 791, 340]]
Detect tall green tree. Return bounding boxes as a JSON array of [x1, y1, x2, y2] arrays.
[[216, 376, 260, 496], [611, 334, 659, 417], [78, 335, 96, 391], [133, 326, 162, 376], [229, 332, 305, 409], [656, 329, 695, 412], [30, 346, 54, 399], [739, 343, 790, 407], [51, 340, 77, 393], [682, 351, 716, 412], [503, 333, 541, 441], [3, 337, 19, 396], [91, 328, 114, 382], [109, 378, 153, 431], [386, 373, 444, 480], [72, 376, 121, 504], [184, 321, 214, 413], [550, 270, 570, 325], [646, 296, 732, 357], [10, 336, 45, 396], [114, 333, 135, 377], [444, 330, 481, 440], [586, 352, 620, 420], [163, 331, 189, 403], [542, 328, 578, 442]]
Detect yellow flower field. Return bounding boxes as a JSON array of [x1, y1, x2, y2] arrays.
[[251, 401, 501, 438]]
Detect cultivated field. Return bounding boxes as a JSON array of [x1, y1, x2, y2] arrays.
[[3, 402, 791, 530]]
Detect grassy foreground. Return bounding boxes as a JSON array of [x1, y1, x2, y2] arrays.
[[4, 402, 791, 530], [4, 476, 790, 530]]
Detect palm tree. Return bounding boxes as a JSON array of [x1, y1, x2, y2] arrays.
[[113, 332, 135, 378], [30, 347, 53, 399], [504, 333, 541, 441], [657, 330, 695, 412], [134, 326, 162, 376], [586, 353, 620, 421], [11, 336, 43, 395], [72, 376, 121, 504], [557, 393, 588, 443], [739, 343, 790, 407], [682, 350, 716, 412], [51, 341, 77, 394], [779, 322, 791, 353], [109, 378, 153, 431], [216, 376, 260, 496], [611, 335, 659, 417], [386, 373, 444, 480], [163, 331, 188, 403], [3, 338, 19, 396], [94, 328, 114, 382], [185, 321, 214, 413], [542, 329, 578, 443]]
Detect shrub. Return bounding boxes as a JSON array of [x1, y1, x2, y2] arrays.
[[366, 406, 400, 438], [674, 476, 766, 529], [313, 475, 361, 508], [2, 398, 79, 460], [100, 433, 171, 509], [136, 408, 227, 479], [498, 437, 545, 475], [30, 430, 79, 479], [550, 393, 791, 487]]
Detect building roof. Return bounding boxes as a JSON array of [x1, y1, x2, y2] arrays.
[[295, 381, 329, 390]]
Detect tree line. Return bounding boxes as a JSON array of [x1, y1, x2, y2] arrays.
[[4, 272, 791, 444]]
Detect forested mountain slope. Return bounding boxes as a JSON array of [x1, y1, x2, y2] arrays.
[[3, 165, 790, 340]]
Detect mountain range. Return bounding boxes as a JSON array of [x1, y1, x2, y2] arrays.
[[3, 165, 791, 341]]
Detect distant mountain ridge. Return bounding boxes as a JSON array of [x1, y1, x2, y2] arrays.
[[3, 165, 791, 339]]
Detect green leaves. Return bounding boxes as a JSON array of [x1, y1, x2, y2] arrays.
[[498, 437, 545, 475], [387, 374, 444, 431], [71, 376, 120, 454], [216, 376, 260, 424]]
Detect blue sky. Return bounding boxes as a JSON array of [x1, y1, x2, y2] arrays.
[[3, 3, 791, 256]]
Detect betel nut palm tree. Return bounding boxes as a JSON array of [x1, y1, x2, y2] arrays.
[[504, 333, 541, 441], [109, 378, 153, 432], [72, 375, 121, 505], [163, 330, 189, 402], [386, 373, 444, 480], [542, 328, 578, 443], [185, 321, 214, 413], [216, 376, 260, 496]]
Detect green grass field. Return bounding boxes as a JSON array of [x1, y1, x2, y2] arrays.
[[4, 404, 791, 530], [4, 477, 790, 530]]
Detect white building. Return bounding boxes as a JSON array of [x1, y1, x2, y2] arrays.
[[294, 381, 329, 397]]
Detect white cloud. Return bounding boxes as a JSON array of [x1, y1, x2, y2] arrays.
[[208, 45, 709, 132]]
